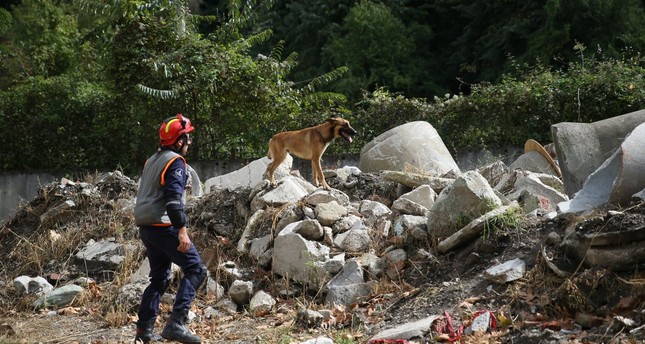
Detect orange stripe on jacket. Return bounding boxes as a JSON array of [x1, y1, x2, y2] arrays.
[[159, 156, 186, 186]]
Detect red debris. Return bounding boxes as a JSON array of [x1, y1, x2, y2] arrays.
[[436, 310, 463, 342]]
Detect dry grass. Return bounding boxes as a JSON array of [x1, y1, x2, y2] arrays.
[[1, 173, 142, 318], [104, 303, 132, 328]]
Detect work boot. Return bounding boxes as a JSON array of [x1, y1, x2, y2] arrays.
[[134, 319, 162, 343], [161, 309, 201, 344]]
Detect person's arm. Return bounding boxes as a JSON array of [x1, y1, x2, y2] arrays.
[[163, 158, 191, 252], [176, 226, 191, 253]]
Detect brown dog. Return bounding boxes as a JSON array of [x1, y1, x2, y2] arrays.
[[265, 117, 357, 190]]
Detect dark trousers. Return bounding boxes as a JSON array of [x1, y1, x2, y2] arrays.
[[137, 225, 204, 324]]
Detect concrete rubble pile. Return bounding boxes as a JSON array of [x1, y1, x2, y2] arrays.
[[4, 109, 645, 343]]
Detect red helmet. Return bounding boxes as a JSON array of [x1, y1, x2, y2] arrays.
[[159, 114, 195, 146]]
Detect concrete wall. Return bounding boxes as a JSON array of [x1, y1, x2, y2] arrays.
[[1, 172, 57, 222], [0, 154, 362, 223], [1, 147, 522, 223]]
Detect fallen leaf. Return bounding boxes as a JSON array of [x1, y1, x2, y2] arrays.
[[496, 313, 512, 328], [58, 307, 79, 315], [540, 320, 561, 331]]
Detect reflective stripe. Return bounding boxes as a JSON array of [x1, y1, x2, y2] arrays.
[[159, 156, 186, 186]]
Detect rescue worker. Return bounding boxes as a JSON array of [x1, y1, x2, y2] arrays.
[[133, 114, 206, 344]]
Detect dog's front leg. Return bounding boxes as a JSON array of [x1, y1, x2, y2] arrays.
[[311, 160, 320, 187], [312, 158, 330, 190], [320, 177, 331, 190]]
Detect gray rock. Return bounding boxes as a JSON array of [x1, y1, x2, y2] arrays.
[[250, 176, 312, 211], [273, 232, 330, 284], [325, 281, 377, 307], [34, 284, 85, 309], [299, 337, 334, 344], [333, 227, 372, 252], [250, 290, 276, 316], [228, 279, 254, 306], [428, 170, 501, 238], [314, 201, 347, 226]]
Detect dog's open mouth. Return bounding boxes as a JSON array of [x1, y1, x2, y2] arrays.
[[340, 129, 354, 143]]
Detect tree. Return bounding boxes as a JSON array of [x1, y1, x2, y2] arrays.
[[0, 0, 348, 173], [440, 0, 645, 88], [322, 0, 414, 101], [0, 0, 81, 87], [250, 0, 354, 88]]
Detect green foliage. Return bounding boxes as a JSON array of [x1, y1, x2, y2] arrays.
[[0, 0, 347, 173], [0, 0, 81, 87], [352, 50, 645, 156], [1, 0, 644, 174], [333, 332, 359, 344], [252, 0, 645, 102], [251, 0, 354, 87], [0, 8, 11, 35], [323, 0, 414, 101], [353, 87, 434, 149], [482, 205, 523, 241], [0, 75, 117, 171], [431, 51, 645, 152]]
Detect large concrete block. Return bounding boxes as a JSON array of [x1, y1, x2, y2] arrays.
[[359, 121, 459, 176], [551, 109, 645, 197]]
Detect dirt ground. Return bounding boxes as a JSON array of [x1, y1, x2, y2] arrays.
[[2, 174, 645, 344]]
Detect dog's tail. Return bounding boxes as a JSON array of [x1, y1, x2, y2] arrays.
[[267, 138, 273, 159]]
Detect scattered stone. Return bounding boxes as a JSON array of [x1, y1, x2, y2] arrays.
[[34, 284, 85, 309], [228, 280, 254, 306], [484, 258, 526, 284], [250, 290, 276, 317]]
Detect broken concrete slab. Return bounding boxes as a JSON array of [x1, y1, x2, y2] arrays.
[[382, 170, 454, 193], [204, 155, 292, 193], [558, 121, 645, 214], [75, 238, 137, 274], [552, 109, 645, 197], [186, 164, 203, 197], [509, 151, 553, 174], [369, 315, 440, 341]]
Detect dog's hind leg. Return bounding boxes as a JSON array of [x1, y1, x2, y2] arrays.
[[266, 144, 286, 187]]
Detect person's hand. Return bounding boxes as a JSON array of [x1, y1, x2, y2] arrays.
[[177, 226, 191, 253]]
